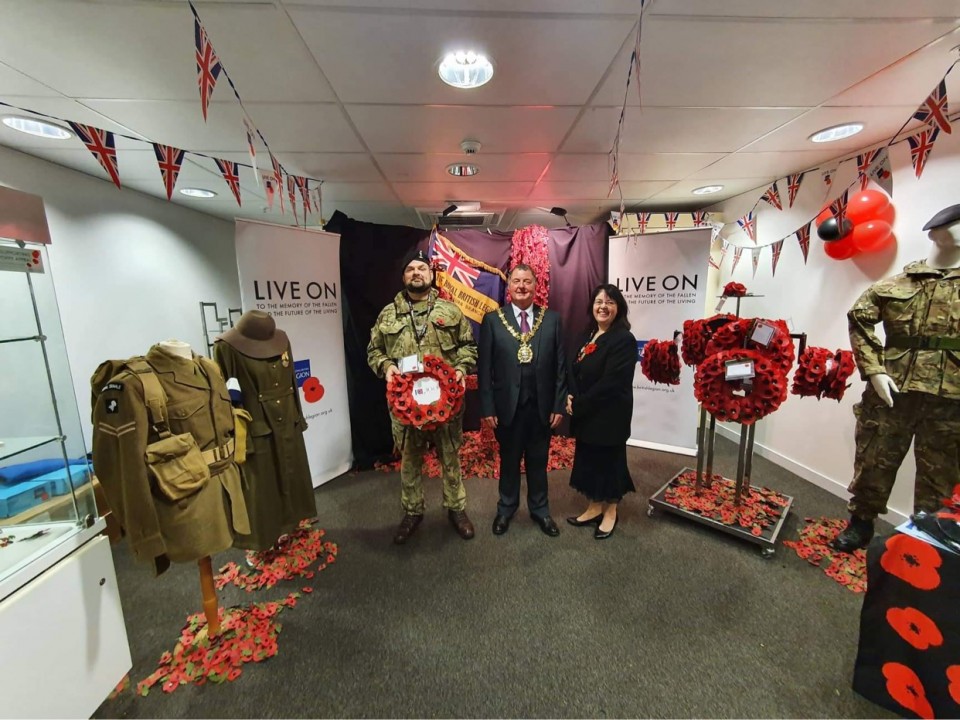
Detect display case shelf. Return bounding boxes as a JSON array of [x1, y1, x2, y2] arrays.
[[0, 435, 62, 463]]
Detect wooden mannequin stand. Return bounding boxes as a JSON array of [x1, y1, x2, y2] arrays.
[[198, 556, 220, 636]]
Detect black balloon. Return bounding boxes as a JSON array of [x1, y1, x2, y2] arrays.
[[817, 216, 854, 241]]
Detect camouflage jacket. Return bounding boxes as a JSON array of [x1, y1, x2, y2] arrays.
[[848, 260, 960, 398], [367, 288, 478, 378]]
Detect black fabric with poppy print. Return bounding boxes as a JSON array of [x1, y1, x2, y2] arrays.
[[853, 532, 960, 719]]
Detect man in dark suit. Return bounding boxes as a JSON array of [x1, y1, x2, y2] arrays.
[[479, 264, 567, 537]]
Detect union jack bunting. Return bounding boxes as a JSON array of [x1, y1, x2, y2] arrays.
[[286, 175, 298, 225], [907, 126, 941, 179], [692, 210, 710, 227], [868, 148, 893, 197], [664, 212, 679, 231], [786, 173, 805, 208], [857, 149, 882, 191], [770, 240, 785, 277], [295, 176, 312, 216], [830, 189, 850, 225], [243, 118, 259, 186], [717, 241, 729, 269], [751, 247, 761, 278], [68, 122, 121, 189], [708, 253, 720, 270], [737, 211, 757, 243], [637, 212, 651, 234], [262, 174, 276, 211], [269, 153, 283, 189], [430, 232, 481, 287], [731, 245, 744, 275], [796, 222, 812, 264], [191, 3, 222, 122], [912, 79, 951, 134], [821, 166, 836, 191], [152, 143, 185, 200], [760, 182, 782, 211], [312, 186, 322, 222], [214, 158, 242, 206]]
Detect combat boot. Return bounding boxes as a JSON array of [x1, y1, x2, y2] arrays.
[[448, 509, 475, 540], [393, 513, 423, 545], [831, 515, 875, 553]]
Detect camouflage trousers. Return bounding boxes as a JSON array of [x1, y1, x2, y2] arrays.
[[391, 410, 466, 514], [847, 386, 960, 520]]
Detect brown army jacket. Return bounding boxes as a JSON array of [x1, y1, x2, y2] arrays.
[[848, 260, 960, 399], [92, 345, 250, 573]]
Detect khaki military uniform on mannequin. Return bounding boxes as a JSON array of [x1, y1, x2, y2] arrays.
[[366, 249, 478, 544], [833, 204, 960, 553]]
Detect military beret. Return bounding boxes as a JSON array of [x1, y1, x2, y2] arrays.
[[402, 248, 431, 271], [922, 204, 960, 231]]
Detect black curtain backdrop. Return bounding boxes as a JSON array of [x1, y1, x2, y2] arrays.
[[331, 210, 610, 469]]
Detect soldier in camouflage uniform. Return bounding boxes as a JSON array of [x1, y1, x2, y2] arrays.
[[367, 249, 479, 545], [833, 205, 960, 552]]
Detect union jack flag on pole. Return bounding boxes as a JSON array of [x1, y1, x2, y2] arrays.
[[786, 172, 804, 208], [191, 3, 222, 122], [664, 212, 679, 231], [857, 149, 882, 191], [796, 222, 812, 264], [152, 143, 185, 200], [692, 210, 709, 227], [737, 211, 757, 243], [214, 158, 242, 206], [760, 182, 782, 211], [430, 231, 481, 287], [68, 122, 121, 189], [912, 79, 951, 134], [770, 239, 785, 277], [907, 126, 941, 179]]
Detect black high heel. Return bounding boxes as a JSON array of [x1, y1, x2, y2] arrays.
[[594, 517, 618, 539], [566, 513, 603, 527]]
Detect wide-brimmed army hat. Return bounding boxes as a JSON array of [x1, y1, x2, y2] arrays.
[[217, 310, 289, 359], [922, 204, 960, 231]]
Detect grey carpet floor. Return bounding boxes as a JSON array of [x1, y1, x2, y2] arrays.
[[94, 436, 893, 719]]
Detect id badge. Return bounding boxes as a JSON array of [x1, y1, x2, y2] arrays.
[[398, 354, 422, 373]]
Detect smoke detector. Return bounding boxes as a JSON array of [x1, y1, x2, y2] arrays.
[[460, 140, 482, 155]]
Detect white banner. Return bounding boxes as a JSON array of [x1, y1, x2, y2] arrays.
[[609, 229, 711, 456], [234, 220, 352, 486]]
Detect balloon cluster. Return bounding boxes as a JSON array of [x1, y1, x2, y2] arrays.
[[640, 339, 681, 385], [816, 189, 896, 260], [681, 314, 737, 367], [790, 347, 857, 401], [387, 355, 464, 431], [693, 349, 789, 425], [703, 318, 795, 374]]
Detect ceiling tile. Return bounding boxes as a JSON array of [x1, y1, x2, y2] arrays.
[[648, 0, 960, 19], [289, 6, 630, 105], [291, 0, 641, 12], [320, 183, 397, 203], [686, 149, 847, 181], [564, 106, 806, 153], [0, 63, 63, 97], [376, 153, 550, 182], [394, 181, 534, 204], [643, 178, 773, 206], [346, 105, 580, 153], [743, 105, 919, 152], [0, 98, 137, 148], [263, 153, 382, 182], [528, 180, 672, 201], [544, 152, 724, 181]]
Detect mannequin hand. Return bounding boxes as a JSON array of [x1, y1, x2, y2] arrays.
[[455, 369, 465, 389], [870, 374, 898, 408], [549, 413, 563, 429], [482, 416, 498, 429], [385, 364, 400, 383], [565, 394, 574, 416]]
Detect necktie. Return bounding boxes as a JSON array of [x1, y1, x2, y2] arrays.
[[520, 310, 530, 334]]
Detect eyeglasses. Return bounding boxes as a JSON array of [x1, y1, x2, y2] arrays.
[[593, 300, 616, 307]]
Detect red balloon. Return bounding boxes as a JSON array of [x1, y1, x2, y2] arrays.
[[846, 190, 890, 224], [875, 203, 895, 225], [851, 220, 892, 252], [824, 236, 858, 260]]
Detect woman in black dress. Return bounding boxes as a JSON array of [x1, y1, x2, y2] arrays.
[[565, 284, 637, 539]]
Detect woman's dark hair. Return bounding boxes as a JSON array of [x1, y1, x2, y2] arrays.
[[590, 283, 630, 331]]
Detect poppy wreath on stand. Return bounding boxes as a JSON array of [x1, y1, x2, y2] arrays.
[[791, 347, 857, 401], [693, 348, 789, 425], [704, 317, 795, 374], [681, 314, 737, 367], [722, 281, 747, 297], [386, 355, 465, 432], [640, 339, 681, 385]]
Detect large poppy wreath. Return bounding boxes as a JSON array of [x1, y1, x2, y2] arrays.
[[693, 348, 788, 425], [681, 314, 737, 367], [703, 317, 795, 374], [641, 338, 681, 385], [791, 347, 857, 401], [387, 355, 465, 431]]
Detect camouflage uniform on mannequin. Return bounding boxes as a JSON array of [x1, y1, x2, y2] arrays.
[[367, 250, 478, 545], [833, 205, 960, 553]]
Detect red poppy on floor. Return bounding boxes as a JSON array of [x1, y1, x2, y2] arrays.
[[880, 534, 942, 590], [782, 517, 867, 592], [946, 665, 960, 705], [885, 607, 944, 650], [882, 662, 934, 720]]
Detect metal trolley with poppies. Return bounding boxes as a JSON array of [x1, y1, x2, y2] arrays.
[[645, 283, 857, 557]]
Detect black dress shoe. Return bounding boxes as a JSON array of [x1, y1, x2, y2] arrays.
[[595, 517, 617, 540], [492, 515, 511, 535], [566, 513, 603, 527], [531, 514, 560, 537]]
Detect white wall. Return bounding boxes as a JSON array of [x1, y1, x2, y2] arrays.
[[0, 146, 239, 450], [708, 127, 960, 523]]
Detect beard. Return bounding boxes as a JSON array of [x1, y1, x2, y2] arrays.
[[404, 277, 430, 294]]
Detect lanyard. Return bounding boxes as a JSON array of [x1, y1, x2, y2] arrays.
[[405, 294, 435, 346]]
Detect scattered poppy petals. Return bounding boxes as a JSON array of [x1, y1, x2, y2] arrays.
[[783, 517, 867, 593]]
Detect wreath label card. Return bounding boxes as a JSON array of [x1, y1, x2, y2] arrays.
[[412, 377, 442, 405]]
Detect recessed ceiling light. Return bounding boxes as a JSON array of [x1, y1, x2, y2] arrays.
[[438, 50, 494, 89], [2, 116, 73, 140], [179, 187, 217, 198], [447, 163, 480, 177], [692, 185, 724, 195], [809, 122, 864, 143]]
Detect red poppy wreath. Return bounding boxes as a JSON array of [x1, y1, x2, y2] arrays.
[[694, 348, 788, 425], [641, 338, 681, 385], [387, 355, 465, 431], [703, 317, 795, 373], [791, 347, 857, 401], [681, 314, 737, 367]]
